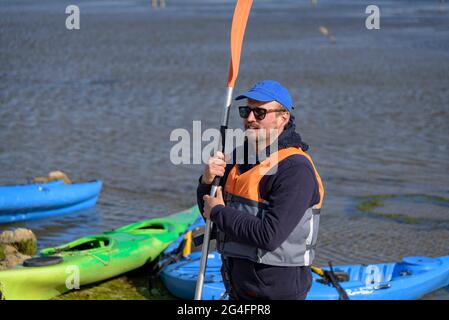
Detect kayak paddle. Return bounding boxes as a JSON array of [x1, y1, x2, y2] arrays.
[[311, 263, 350, 300], [194, 0, 253, 300]]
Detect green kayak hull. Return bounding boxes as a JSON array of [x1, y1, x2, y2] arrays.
[[0, 206, 200, 300]]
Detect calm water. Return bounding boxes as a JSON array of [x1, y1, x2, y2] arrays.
[[1, 0, 448, 299]]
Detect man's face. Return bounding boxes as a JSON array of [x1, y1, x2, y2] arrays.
[[243, 99, 290, 144]]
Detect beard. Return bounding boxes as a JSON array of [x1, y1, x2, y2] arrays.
[[245, 123, 262, 143]]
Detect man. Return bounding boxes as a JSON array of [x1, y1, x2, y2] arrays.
[[197, 80, 324, 300]]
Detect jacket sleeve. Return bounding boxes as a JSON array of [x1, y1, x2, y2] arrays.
[[196, 164, 233, 241], [196, 163, 233, 215], [196, 176, 211, 216], [210, 161, 320, 252]]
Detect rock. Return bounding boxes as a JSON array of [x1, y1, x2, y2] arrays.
[[33, 170, 72, 184], [0, 243, 5, 260], [0, 228, 36, 256], [0, 228, 37, 270], [0, 246, 31, 271]]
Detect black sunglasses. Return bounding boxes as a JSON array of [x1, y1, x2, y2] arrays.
[[238, 106, 286, 120]]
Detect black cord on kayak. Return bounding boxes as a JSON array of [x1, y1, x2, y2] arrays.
[[148, 238, 190, 291], [326, 261, 350, 300]]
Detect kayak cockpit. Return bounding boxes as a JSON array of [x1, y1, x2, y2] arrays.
[[134, 223, 166, 231], [392, 256, 442, 277], [64, 237, 110, 251], [113, 220, 173, 234], [40, 236, 111, 255]]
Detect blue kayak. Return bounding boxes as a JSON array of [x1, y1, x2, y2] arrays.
[[0, 180, 102, 223], [160, 223, 449, 300]]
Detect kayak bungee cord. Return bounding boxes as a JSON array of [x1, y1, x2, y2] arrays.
[[194, 0, 253, 300]]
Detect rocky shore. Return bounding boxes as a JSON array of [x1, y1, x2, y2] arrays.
[[0, 228, 37, 270]]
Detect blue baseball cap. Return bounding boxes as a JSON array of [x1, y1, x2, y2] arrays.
[[235, 80, 294, 112]]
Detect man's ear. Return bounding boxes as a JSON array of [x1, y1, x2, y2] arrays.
[[282, 112, 290, 127]]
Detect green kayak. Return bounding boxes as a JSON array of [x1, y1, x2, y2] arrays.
[[0, 206, 200, 300]]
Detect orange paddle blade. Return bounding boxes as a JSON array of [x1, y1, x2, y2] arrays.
[[227, 0, 253, 88]]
